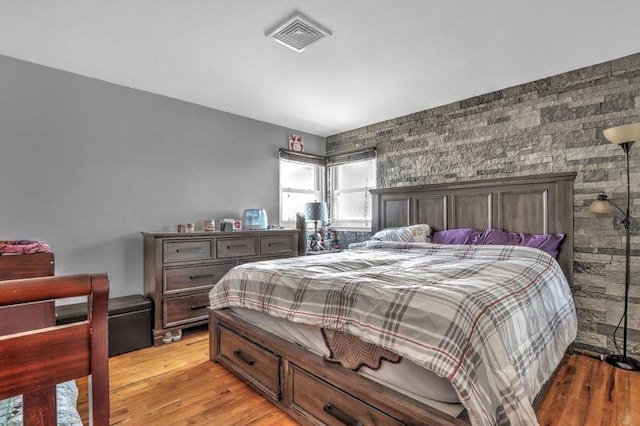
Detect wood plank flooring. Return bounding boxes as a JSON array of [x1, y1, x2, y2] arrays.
[[76, 327, 296, 425], [77, 328, 639, 425], [537, 353, 640, 426]]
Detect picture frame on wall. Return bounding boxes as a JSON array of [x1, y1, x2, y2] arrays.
[[288, 134, 304, 152]]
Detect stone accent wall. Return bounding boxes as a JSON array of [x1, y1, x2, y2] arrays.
[[326, 52, 640, 356]]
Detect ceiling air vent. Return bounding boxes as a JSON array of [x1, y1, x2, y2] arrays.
[[265, 11, 331, 52]]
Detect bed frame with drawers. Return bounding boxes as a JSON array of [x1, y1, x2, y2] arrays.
[[210, 173, 576, 425]]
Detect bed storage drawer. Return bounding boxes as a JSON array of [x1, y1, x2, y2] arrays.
[[163, 292, 210, 327], [290, 365, 403, 426], [163, 262, 235, 294], [217, 237, 258, 258], [218, 325, 281, 400], [163, 240, 213, 263]]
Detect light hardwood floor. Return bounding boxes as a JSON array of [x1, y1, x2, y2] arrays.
[[77, 328, 639, 425], [77, 327, 296, 425]]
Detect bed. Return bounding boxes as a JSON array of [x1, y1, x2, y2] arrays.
[[208, 172, 576, 425], [0, 254, 110, 426]]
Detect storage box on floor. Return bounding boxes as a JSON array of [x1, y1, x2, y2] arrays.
[[56, 295, 152, 356]]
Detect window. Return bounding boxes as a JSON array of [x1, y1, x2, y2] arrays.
[[329, 150, 376, 229], [278, 148, 376, 229], [279, 151, 325, 226]]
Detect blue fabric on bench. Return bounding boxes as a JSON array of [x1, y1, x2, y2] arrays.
[[0, 381, 81, 426]]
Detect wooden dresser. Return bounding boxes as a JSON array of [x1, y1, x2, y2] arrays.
[[142, 230, 299, 345]]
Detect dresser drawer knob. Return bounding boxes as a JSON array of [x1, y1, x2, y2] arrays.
[[190, 303, 209, 310], [268, 242, 285, 247], [323, 403, 362, 426], [233, 349, 255, 366], [189, 273, 216, 280]]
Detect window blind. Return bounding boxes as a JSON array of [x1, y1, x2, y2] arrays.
[[279, 148, 326, 166], [326, 148, 376, 166]]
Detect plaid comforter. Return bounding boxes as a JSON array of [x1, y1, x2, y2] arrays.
[[209, 241, 577, 425]]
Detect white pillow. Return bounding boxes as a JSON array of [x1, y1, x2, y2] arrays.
[[371, 224, 432, 243]]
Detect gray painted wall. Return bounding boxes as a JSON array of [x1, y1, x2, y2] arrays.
[[0, 54, 324, 298], [327, 53, 640, 356]]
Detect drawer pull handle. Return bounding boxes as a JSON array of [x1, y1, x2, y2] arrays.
[[190, 303, 209, 310], [233, 350, 255, 366], [268, 242, 285, 247], [190, 273, 216, 280], [176, 248, 202, 253], [227, 244, 248, 249], [323, 404, 362, 426]]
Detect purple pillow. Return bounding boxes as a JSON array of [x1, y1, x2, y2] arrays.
[[479, 228, 522, 245], [476, 229, 565, 258], [520, 233, 565, 258], [432, 228, 483, 245]]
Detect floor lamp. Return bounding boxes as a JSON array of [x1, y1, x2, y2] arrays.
[[589, 122, 640, 371]]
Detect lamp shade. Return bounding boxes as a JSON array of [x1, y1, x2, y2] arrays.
[[588, 199, 612, 214], [588, 194, 613, 214], [603, 123, 640, 145], [304, 202, 328, 222]]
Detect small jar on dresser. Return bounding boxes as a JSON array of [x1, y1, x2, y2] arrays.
[[142, 229, 299, 345]]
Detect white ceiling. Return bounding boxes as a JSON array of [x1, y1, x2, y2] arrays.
[[1, 1, 640, 137]]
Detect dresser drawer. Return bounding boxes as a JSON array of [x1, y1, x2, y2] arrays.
[[217, 237, 258, 258], [163, 240, 213, 263], [163, 292, 210, 327], [290, 365, 402, 426], [218, 326, 280, 400], [260, 234, 296, 256], [163, 262, 236, 294]]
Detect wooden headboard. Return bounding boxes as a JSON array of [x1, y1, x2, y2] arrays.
[[370, 172, 576, 284]]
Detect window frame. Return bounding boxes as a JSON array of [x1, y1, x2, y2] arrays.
[[278, 151, 326, 228], [278, 148, 376, 230], [328, 149, 376, 230]]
